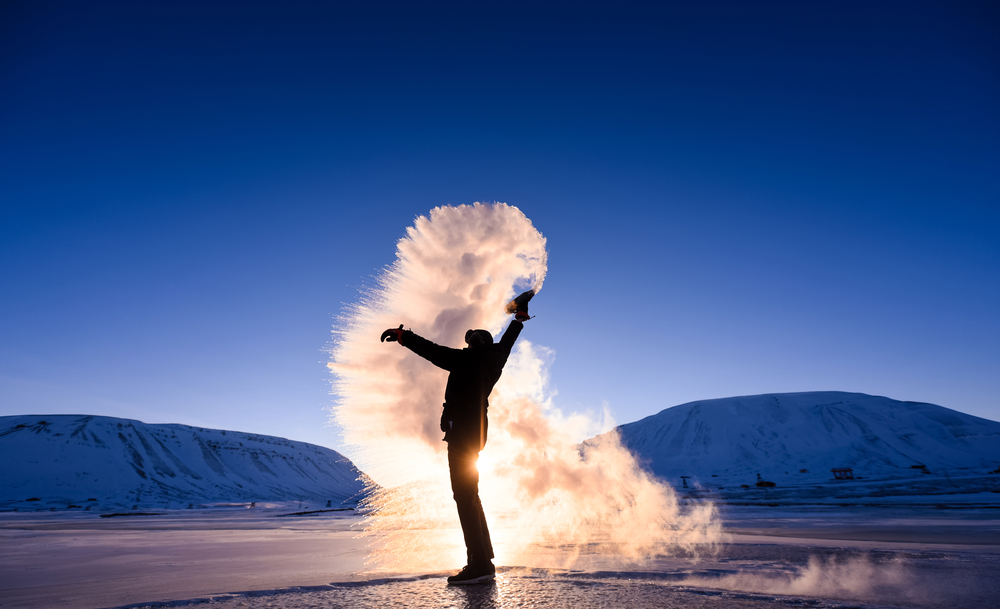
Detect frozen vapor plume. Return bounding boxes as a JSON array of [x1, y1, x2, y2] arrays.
[[330, 203, 719, 571], [683, 554, 927, 607]]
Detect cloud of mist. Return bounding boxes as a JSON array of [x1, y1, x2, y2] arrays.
[[330, 203, 720, 571], [683, 554, 929, 606]]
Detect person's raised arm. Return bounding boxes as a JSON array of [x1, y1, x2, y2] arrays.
[[496, 289, 534, 354], [497, 319, 523, 355]]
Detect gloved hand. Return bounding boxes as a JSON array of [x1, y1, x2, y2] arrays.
[[504, 289, 534, 321], [380, 325, 404, 343]]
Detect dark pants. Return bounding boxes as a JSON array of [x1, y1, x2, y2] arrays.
[[447, 442, 494, 566]]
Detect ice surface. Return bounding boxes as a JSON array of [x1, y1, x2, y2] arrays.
[[2, 504, 998, 609], [0, 506, 367, 609]]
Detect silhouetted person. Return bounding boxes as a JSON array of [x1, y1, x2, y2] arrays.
[[381, 290, 533, 585]]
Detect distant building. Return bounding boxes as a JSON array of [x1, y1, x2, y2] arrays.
[[755, 473, 776, 488], [831, 467, 854, 480]]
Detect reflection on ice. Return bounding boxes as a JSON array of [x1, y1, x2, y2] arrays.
[[119, 552, 999, 609], [4, 507, 999, 609]]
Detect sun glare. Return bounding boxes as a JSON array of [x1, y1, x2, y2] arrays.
[[475, 451, 493, 474]]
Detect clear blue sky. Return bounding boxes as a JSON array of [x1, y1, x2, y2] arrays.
[[2, 1, 998, 454]]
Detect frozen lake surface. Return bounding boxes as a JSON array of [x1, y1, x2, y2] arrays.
[[1, 504, 998, 609]]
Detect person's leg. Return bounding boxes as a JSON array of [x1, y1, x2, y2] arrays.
[[477, 500, 494, 561], [447, 443, 493, 566]]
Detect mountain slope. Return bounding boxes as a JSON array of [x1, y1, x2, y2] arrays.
[[613, 392, 1000, 486], [0, 415, 367, 509]]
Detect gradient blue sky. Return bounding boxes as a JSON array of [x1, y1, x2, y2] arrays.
[[2, 1, 998, 454]]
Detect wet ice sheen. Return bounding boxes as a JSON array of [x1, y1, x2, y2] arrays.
[[117, 546, 1000, 609], [118, 570, 885, 609], [6, 507, 998, 609]]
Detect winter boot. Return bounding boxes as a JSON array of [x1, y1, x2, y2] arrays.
[[446, 561, 496, 585]]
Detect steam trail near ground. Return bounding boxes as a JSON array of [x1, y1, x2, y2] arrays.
[[330, 203, 719, 571], [683, 554, 928, 607]]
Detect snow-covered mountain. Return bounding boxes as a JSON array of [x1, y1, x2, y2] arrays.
[[0, 415, 367, 510], [613, 392, 1000, 487]]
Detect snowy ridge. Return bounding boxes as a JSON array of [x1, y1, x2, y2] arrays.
[[0, 415, 367, 509], [612, 392, 1000, 487]]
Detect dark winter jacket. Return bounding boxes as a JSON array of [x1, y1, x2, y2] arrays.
[[401, 320, 523, 450]]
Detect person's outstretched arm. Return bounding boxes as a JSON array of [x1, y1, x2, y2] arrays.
[[381, 326, 462, 371], [402, 330, 464, 371]]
